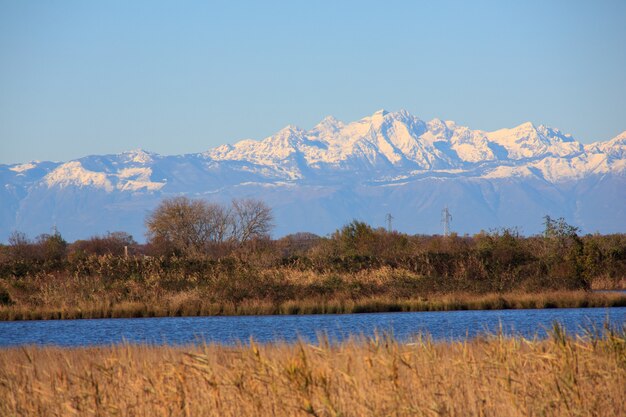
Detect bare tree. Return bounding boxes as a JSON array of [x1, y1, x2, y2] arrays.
[[231, 199, 274, 243], [8, 231, 29, 247], [8, 231, 32, 260], [146, 197, 222, 256], [204, 203, 233, 244], [146, 197, 273, 255]]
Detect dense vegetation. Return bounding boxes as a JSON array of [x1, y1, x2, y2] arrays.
[[2, 325, 625, 416], [0, 198, 624, 319]]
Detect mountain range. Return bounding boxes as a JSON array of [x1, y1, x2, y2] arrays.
[[1, 109, 625, 242]]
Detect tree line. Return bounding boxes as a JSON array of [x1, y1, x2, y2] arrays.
[[0, 197, 624, 293]]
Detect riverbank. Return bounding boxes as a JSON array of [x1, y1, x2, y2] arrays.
[[1, 290, 625, 321], [1, 328, 624, 416]]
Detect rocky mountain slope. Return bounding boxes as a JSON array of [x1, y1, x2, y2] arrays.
[[1, 110, 624, 241]]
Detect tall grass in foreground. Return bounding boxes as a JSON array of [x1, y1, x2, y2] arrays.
[[1, 326, 625, 416]]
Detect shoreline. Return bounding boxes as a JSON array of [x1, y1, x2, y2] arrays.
[[2, 290, 625, 321]]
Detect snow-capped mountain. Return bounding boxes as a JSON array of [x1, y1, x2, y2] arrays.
[[1, 110, 625, 241]]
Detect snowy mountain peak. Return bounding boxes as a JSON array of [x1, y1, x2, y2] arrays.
[[318, 115, 340, 124], [608, 131, 626, 144], [485, 121, 582, 159], [313, 115, 344, 134], [45, 161, 114, 191], [277, 124, 304, 134], [120, 149, 156, 164], [1, 109, 624, 241], [589, 131, 626, 160], [9, 162, 38, 173], [3, 111, 624, 187], [426, 118, 450, 134], [195, 110, 624, 180], [363, 109, 390, 124]]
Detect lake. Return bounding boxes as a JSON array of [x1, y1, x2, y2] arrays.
[[1, 307, 624, 347]]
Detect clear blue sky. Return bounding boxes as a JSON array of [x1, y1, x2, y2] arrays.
[[1, 0, 625, 164]]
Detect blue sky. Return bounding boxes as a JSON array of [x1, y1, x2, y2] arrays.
[[1, 0, 625, 164]]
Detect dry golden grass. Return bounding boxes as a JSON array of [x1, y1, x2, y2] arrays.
[[2, 263, 625, 320], [1, 289, 625, 321], [1, 328, 625, 417], [0, 290, 626, 320], [591, 275, 626, 290]]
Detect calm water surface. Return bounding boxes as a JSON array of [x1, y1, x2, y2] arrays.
[[0, 307, 624, 347]]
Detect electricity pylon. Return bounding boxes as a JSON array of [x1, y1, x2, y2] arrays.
[[441, 206, 452, 237], [385, 213, 393, 232]]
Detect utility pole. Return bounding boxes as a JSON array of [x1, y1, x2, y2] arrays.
[[385, 213, 394, 232], [441, 206, 452, 237]]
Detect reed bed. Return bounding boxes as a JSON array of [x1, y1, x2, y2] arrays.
[[1, 290, 625, 321], [1, 326, 625, 416]]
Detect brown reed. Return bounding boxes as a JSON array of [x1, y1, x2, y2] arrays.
[[1, 290, 625, 321], [1, 326, 625, 416]]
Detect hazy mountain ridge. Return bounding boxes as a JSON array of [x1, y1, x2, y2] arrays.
[[1, 110, 625, 241]]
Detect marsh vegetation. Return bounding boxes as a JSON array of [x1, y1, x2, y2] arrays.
[[1, 325, 625, 416], [0, 200, 624, 320]]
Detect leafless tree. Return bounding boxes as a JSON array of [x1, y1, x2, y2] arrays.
[[146, 197, 222, 255], [8, 231, 29, 248], [145, 196, 273, 255], [8, 231, 32, 260], [204, 203, 233, 244], [231, 199, 274, 244]]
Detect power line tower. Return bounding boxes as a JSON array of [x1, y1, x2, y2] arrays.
[[441, 206, 452, 237], [51, 214, 58, 236], [385, 213, 394, 232]]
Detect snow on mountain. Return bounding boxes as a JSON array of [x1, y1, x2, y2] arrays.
[[1, 110, 624, 241], [485, 122, 583, 160], [117, 167, 165, 192], [204, 109, 621, 182], [43, 154, 165, 193], [45, 161, 115, 191], [122, 149, 156, 165], [589, 131, 626, 161], [9, 162, 38, 173]]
